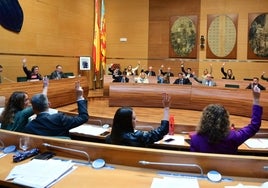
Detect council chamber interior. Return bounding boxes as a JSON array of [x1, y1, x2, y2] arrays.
[[0, 0, 268, 187]]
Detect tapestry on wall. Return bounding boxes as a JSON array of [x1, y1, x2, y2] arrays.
[[0, 0, 24, 33], [169, 15, 198, 59], [248, 13, 268, 59], [206, 14, 238, 59]]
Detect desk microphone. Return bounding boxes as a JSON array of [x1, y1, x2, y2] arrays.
[[3, 76, 16, 83], [43, 143, 90, 163], [139, 160, 204, 176]]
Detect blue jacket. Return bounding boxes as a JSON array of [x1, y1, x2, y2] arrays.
[[24, 100, 89, 137]]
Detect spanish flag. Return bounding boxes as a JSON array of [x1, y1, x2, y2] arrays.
[[92, 0, 100, 73], [100, 0, 106, 70]]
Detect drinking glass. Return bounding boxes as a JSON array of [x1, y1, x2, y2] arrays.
[[19, 137, 30, 152]]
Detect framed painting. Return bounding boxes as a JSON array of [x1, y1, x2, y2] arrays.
[[169, 15, 198, 58], [206, 14, 238, 59], [248, 13, 268, 59], [79, 57, 91, 70]]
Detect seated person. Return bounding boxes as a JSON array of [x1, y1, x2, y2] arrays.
[[193, 73, 216, 86], [114, 71, 129, 83], [135, 71, 149, 83], [201, 64, 213, 79], [108, 64, 120, 75], [50, 65, 67, 80], [126, 61, 140, 76], [180, 60, 193, 78], [105, 93, 170, 147], [221, 62, 235, 80], [190, 85, 262, 154], [0, 78, 48, 132], [173, 72, 192, 85], [159, 65, 174, 77], [24, 81, 89, 137], [246, 77, 266, 90], [144, 66, 156, 76], [111, 67, 122, 82], [22, 58, 42, 81], [261, 72, 268, 81], [157, 67, 170, 84]]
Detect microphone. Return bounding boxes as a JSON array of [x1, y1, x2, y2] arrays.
[[43, 143, 90, 163], [139, 160, 204, 176], [3, 76, 16, 83]]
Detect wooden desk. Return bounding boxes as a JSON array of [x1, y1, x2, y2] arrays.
[[153, 134, 268, 156], [0, 76, 89, 108], [109, 83, 268, 120], [0, 155, 266, 188], [0, 129, 267, 179], [104, 75, 268, 96], [69, 123, 110, 143], [68, 126, 268, 156]]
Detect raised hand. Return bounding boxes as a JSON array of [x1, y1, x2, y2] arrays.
[[75, 81, 84, 100], [162, 93, 171, 108]]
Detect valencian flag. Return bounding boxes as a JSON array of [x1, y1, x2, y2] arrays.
[[100, 0, 106, 71], [92, 0, 100, 73]]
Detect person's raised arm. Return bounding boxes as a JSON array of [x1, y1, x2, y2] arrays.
[[221, 62, 226, 75], [162, 93, 171, 121], [22, 57, 27, 68], [75, 81, 85, 101], [42, 76, 49, 95], [253, 85, 261, 105], [209, 63, 213, 74]]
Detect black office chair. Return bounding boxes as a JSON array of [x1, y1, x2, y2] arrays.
[[64, 72, 74, 77], [17, 77, 27, 82], [225, 84, 240, 88]]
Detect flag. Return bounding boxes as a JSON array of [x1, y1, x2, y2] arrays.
[[92, 0, 100, 73], [100, 0, 106, 71]]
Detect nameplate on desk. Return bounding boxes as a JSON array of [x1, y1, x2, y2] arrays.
[[244, 138, 268, 149], [69, 124, 108, 136]]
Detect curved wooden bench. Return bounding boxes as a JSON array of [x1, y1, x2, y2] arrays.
[[109, 83, 268, 120], [0, 129, 267, 179], [0, 76, 89, 108]]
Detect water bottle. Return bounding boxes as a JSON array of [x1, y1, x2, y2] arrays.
[[169, 115, 175, 135]]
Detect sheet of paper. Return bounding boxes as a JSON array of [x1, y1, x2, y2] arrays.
[[151, 177, 199, 188], [225, 182, 268, 188], [244, 138, 268, 149], [5, 159, 74, 188], [69, 124, 107, 136]]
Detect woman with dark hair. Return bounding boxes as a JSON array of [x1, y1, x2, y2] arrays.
[[22, 58, 42, 80], [0, 78, 48, 132], [221, 62, 235, 80], [106, 93, 170, 147], [190, 85, 262, 154], [0, 91, 32, 132]]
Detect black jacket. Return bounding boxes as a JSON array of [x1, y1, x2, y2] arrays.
[[106, 120, 169, 147]]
